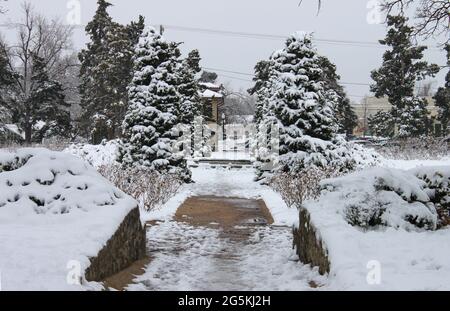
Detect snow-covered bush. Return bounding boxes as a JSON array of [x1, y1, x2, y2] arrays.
[[348, 140, 381, 168], [319, 167, 450, 231], [98, 164, 182, 212], [64, 140, 118, 169], [375, 137, 449, 160], [413, 166, 450, 226], [0, 148, 136, 215]]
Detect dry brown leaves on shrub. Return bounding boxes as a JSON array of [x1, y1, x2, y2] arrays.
[[270, 166, 344, 209], [98, 165, 183, 212]]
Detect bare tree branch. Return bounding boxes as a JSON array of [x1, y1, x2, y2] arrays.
[[382, 0, 450, 42], [298, 0, 322, 15]]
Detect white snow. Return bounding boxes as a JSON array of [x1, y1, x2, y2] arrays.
[[198, 82, 221, 89], [127, 221, 326, 291], [59, 139, 450, 291], [0, 148, 137, 291], [302, 165, 450, 290], [64, 140, 119, 169], [380, 156, 450, 170], [129, 166, 325, 291], [200, 89, 223, 98]]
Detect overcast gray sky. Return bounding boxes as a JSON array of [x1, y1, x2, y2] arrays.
[[0, 0, 447, 103]]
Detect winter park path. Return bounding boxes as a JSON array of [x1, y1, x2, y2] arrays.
[[108, 166, 327, 291]]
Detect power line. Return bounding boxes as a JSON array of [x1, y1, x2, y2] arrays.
[[205, 66, 440, 90], [205, 66, 372, 87], [0, 22, 443, 51], [162, 24, 383, 48], [161, 24, 443, 51]]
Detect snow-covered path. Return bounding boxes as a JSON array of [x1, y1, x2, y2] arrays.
[[127, 166, 326, 291]]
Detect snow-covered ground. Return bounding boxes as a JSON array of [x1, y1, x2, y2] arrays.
[[380, 156, 450, 170], [128, 221, 326, 291], [142, 165, 298, 227], [61, 141, 450, 291], [0, 148, 137, 291], [129, 166, 326, 291], [304, 164, 450, 290]]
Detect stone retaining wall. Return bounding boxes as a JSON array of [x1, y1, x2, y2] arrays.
[[85, 207, 146, 282], [293, 207, 330, 275]]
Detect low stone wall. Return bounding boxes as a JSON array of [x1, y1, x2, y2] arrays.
[[293, 207, 330, 275], [85, 207, 146, 282]]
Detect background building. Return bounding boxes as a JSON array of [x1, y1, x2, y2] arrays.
[[351, 96, 442, 137]]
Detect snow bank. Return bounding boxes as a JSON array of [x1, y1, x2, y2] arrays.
[[64, 140, 118, 169], [0, 148, 137, 290], [302, 166, 450, 290]]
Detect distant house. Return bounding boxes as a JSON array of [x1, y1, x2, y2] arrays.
[[351, 96, 443, 137], [199, 82, 224, 123]]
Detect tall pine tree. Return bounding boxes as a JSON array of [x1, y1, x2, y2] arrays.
[[318, 56, 357, 135], [177, 50, 206, 156], [248, 60, 273, 126], [371, 15, 439, 138], [79, 0, 144, 143], [263, 32, 354, 174], [0, 44, 14, 122], [178, 50, 202, 126], [118, 28, 191, 182], [434, 44, 450, 136], [15, 54, 71, 142]]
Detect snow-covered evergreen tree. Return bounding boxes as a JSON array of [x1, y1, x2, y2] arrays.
[[177, 50, 202, 126], [79, 0, 144, 143], [26, 54, 71, 142], [259, 32, 354, 175], [248, 60, 273, 126], [370, 15, 439, 138], [318, 56, 357, 135], [368, 110, 395, 137], [434, 44, 450, 136], [176, 49, 211, 157], [0, 44, 14, 118], [118, 28, 191, 182]]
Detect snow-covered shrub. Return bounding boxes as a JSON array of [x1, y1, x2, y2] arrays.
[[0, 148, 136, 215], [348, 141, 381, 169], [98, 164, 182, 212], [270, 166, 345, 208], [64, 140, 118, 169], [320, 168, 442, 231], [413, 166, 450, 226], [375, 137, 449, 160]]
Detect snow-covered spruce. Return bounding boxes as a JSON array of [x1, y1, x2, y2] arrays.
[[0, 148, 138, 290], [256, 32, 355, 177], [118, 27, 191, 182]]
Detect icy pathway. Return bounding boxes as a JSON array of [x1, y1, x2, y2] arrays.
[[127, 166, 327, 291]]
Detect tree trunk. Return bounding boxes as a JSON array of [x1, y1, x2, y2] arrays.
[[25, 124, 32, 145]]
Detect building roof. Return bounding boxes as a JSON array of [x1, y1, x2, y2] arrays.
[[199, 82, 221, 89], [200, 89, 223, 98]]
